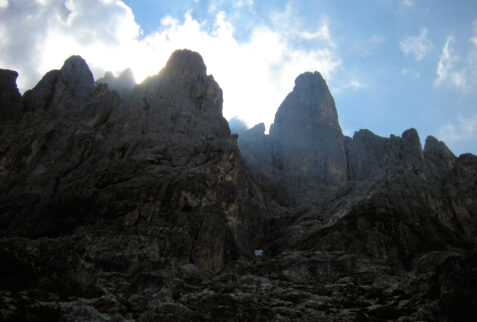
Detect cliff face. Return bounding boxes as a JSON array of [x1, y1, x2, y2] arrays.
[[270, 72, 348, 200], [237, 70, 477, 320], [1, 51, 477, 321], [0, 50, 269, 319], [0, 69, 23, 122], [240, 71, 477, 267], [239, 72, 347, 204]]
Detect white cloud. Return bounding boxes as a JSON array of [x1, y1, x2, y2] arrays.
[[471, 28, 477, 46], [435, 25, 477, 152], [438, 113, 477, 143], [301, 22, 332, 42], [0, 0, 8, 9], [435, 36, 456, 85], [402, 68, 420, 79], [0, 0, 340, 130], [333, 79, 366, 94], [370, 34, 385, 46], [0, 0, 141, 90], [235, 0, 253, 9], [402, 0, 415, 7], [362, 34, 385, 57], [399, 28, 433, 61], [349, 80, 365, 90], [434, 28, 477, 91], [269, 3, 335, 48]]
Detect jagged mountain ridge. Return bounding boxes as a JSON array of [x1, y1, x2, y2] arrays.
[[239, 70, 476, 267], [0, 50, 476, 321]]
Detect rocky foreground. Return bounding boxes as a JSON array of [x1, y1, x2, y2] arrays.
[[0, 50, 476, 321]]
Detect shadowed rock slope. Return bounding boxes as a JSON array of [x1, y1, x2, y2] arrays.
[[1, 51, 476, 321], [239, 71, 477, 321], [0, 50, 268, 320]]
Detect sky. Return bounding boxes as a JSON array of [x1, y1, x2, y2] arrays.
[[0, 0, 476, 155]]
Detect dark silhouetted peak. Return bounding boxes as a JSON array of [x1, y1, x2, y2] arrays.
[[424, 135, 457, 177], [353, 128, 383, 141], [238, 122, 274, 178], [119, 68, 135, 81], [345, 129, 388, 182], [402, 128, 420, 146], [239, 123, 267, 147], [105, 71, 114, 79], [267, 71, 347, 202], [96, 68, 136, 99], [163, 49, 207, 80], [99, 71, 114, 83], [239, 123, 266, 144], [248, 122, 266, 135], [2, 50, 477, 322], [22, 70, 60, 110], [424, 135, 440, 147], [424, 135, 455, 159], [22, 55, 93, 110], [345, 128, 425, 182], [59, 55, 94, 97], [127, 49, 229, 139], [1, 49, 263, 276], [238, 122, 268, 165], [0, 69, 22, 121], [294, 71, 326, 92], [228, 116, 248, 134], [271, 71, 340, 139], [400, 128, 425, 166], [0, 69, 19, 90]]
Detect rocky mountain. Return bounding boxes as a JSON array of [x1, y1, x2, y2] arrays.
[[239, 72, 348, 205], [1, 50, 476, 321]]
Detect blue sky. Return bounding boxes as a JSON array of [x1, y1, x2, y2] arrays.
[[1, 0, 476, 155]]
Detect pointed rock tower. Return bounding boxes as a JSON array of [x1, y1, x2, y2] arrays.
[[240, 71, 348, 203], [23, 55, 94, 111], [270, 72, 347, 200]]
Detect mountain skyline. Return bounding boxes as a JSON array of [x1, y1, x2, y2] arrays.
[[1, 0, 476, 155], [1, 49, 476, 321]]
